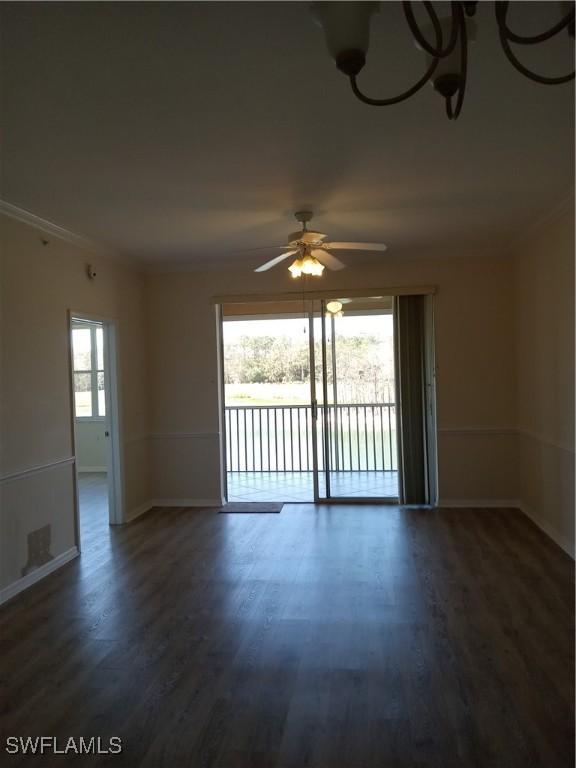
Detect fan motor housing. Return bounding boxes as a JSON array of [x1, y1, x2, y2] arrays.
[[288, 230, 326, 245]]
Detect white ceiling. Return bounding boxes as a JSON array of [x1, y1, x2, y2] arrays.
[[1, 1, 574, 268]]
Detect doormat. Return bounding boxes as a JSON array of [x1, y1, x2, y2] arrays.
[[218, 502, 283, 513]]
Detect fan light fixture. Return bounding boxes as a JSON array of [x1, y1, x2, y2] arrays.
[[326, 300, 344, 314], [253, 210, 387, 274], [288, 249, 325, 278], [311, 1, 575, 120]]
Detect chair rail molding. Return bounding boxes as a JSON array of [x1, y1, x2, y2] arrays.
[[0, 456, 76, 483]]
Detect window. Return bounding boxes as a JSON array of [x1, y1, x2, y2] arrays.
[[72, 323, 105, 419]]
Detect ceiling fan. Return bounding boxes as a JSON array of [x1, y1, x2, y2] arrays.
[[253, 211, 387, 277]]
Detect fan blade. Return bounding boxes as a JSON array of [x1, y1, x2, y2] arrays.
[[310, 249, 346, 271], [325, 241, 388, 252], [254, 250, 298, 272], [235, 245, 287, 254]]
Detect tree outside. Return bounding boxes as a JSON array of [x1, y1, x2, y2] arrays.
[[224, 315, 395, 405]]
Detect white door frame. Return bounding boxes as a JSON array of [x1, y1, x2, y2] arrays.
[[67, 311, 124, 543]]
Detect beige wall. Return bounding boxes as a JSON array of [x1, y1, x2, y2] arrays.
[[0, 214, 150, 592], [146, 253, 518, 506], [513, 208, 575, 555]]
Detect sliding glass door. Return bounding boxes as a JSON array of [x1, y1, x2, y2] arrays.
[[219, 293, 435, 505], [310, 297, 399, 502]]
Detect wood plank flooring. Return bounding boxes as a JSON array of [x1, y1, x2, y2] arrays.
[[0, 499, 573, 768], [77, 472, 110, 540]]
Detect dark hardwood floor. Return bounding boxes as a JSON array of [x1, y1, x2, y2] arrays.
[[77, 472, 110, 540], [0, 494, 574, 768]]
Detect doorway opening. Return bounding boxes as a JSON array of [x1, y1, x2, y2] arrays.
[[70, 315, 122, 547], [220, 296, 402, 503]]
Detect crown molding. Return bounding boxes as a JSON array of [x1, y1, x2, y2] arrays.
[[0, 199, 119, 258], [506, 189, 575, 254]]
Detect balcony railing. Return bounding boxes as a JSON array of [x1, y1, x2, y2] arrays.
[[225, 403, 397, 473]]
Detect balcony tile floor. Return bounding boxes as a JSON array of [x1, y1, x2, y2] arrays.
[[227, 470, 398, 502]]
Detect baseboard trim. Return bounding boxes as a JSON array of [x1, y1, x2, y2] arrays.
[[519, 502, 575, 558], [437, 499, 574, 558], [125, 500, 156, 522], [0, 546, 79, 606], [125, 498, 224, 519], [152, 498, 224, 508], [437, 498, 522, 509]]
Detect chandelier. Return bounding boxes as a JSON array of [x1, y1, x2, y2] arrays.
[[311, 1, 575, 120]]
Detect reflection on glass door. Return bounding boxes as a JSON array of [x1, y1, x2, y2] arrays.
[[312, 297, 399, 501]]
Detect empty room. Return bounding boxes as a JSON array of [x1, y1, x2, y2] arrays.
[[0, 2, 574, 767]]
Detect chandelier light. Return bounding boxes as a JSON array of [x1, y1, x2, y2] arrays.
[[311, 1, 575, 120]]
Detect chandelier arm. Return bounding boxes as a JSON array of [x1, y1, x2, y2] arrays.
[[348, 9, 442, 107], [446, 5, 468, 120], [403, 1, 460, 58], [350, 56, 439, 106], [496, 3, 575, 85], [496, 1, 575, 45], [441, 1, 462, 57]]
